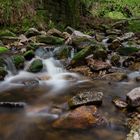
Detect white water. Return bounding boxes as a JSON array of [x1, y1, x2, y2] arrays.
[[0, 57, 87, 94]]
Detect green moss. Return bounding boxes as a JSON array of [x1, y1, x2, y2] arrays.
[[0, 58, 5, 67], [105, 11, 126, 19], [24, 50, 35, 60], [37, 35, 65, 45], [28, 59, 43, 73], [0, 30, 16, 37], [72, 46, 94, 65], [0, 67, 7, 80], [128, 20, 140, 32], [12, 55, 25, 69], [0, 46, 9, 53], [117, 47, 140, 56]]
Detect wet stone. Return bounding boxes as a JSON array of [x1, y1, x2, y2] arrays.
[[52, 106, 107, 129], [127, 87, 140, 107], [113, 98, 128, 109], [68, 90, 103, 109], [87, 58, 111, 71], [136, 76, 140, 82]]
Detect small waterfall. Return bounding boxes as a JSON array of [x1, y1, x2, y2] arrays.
[[4, 57, 17, 75], [43, 58, 65, 76], [35, 47, 54, 59]]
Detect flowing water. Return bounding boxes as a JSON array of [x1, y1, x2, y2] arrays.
[[0, 56, 140, 140]]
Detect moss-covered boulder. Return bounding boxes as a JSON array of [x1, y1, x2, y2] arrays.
[[37, 35, 64, 45], [93, 48, 107, 61], [54, 45, 71, 59], [12, 55, 25, 69], [102, 72, 127, 81], [108, 40, 122, 51], [71, 46, 94, 65], [129, 62, 140, 71], [25, 28, 41, 38], [0, 30, 16, 37], [0, 58, 5, 67], [111, 55, 121, 66], [117, 47, 139, 56], [0, 67, 8, 81], [26, 43, 39, 51], [24, 50, 35, 61], [0, 46, 9, 54], [28, 59, 43, 73], [71, 31, 93, 47]]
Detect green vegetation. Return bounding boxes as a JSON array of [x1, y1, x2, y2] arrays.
[[0, 0, 139, 31], [0, 47, 9, 53]]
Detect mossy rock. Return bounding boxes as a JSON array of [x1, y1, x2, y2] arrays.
[[28, 59, 43, 73], [24, 50, 35, 61], [25, 28, 41, 38], [37, 35, 64, 45], [26, 43, 39, 51], [12, 55, 25, 69], [0, 46, 9, 54], [0, 30, 16, 37], [117, 47, 139, 56], [0, 67, 8, 81], [111, 55, 121, 66], [0, 58, 5, 67], [128, 20, 140, 32], [71, 46, 94, 65], [54, 45, 71, 59], [93, 48, 107, 61]]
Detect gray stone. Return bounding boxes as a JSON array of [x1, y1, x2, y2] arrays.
[[127, 87, 140, 107], [68, 90, 103, 109]]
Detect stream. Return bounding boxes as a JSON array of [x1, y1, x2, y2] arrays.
[[0, 56, 140, 140]]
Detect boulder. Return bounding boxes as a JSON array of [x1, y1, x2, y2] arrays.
[[71, 46, 94, 66], [127, 113, 140, 140], [108, 40, 122, 51], [52, 106, 106, 129], [136, 76, 140, 82], [0, 58, 5, 67], [25, 28, 41, 38], [53, 45, 71, 59], [37, 35, 64, 45], [101, 72, 127, 81], [0, 67, 8, 80], [93, 48, 107, 61], [112, 98, 128, 109], [12, 55, 25, 69], [28, 59, 43, 73], [68, 90, 103, 109], [123, 57, 134, 67], [87, 58, 111, 71], [71, 30, 93, 47], [46, 28, 63, 38], [69, 66, 93, 77], [127, 87, 140, 107], [129, 62, 140, 71], [111, 55, 121, 66], [117, 32, 135, 42], [0, 30, 16, 37], [117, 47, 139, 56], [24, 50, 35, 61], [0, 37, 19, 45]]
